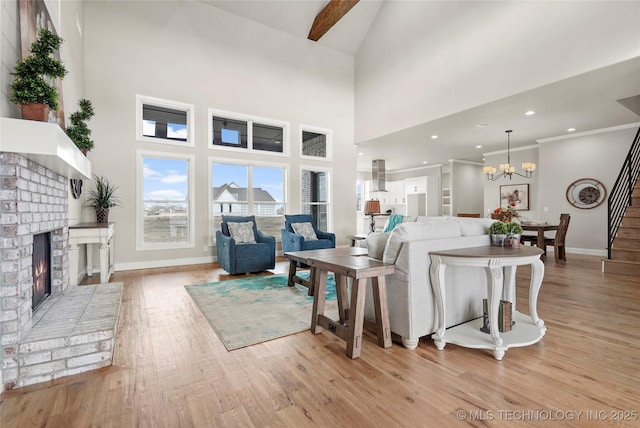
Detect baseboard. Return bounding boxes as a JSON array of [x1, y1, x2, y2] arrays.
[[115, 256, 216, 272], [564, 247, 607, 257]]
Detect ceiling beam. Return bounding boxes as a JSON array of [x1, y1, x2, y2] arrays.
[[308, 0, 360, 42]]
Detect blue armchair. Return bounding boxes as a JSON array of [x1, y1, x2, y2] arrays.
[[281, 214, 336, 256], [216, 215, 276, 275]]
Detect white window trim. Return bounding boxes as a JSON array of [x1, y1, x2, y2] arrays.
[[136, 149, 195, 251], [208, 157, 289, 246], [208, 107, 290, 158], [299, 124, 333, 162], [299, 164, 333, 232], [136, 95, 195, 147]]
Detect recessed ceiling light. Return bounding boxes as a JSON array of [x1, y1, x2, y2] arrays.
[[525, 110, 536, 116], [358, 152, 364, 155], [422, 161, 428, 164], [476, 145, 482, 149], [431, 135, 438, 139], [567, 128, 576, 132]]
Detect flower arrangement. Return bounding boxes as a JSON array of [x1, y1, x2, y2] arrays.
[[493, 202, 519, 218]]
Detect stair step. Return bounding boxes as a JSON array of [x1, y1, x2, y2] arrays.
[[602, 259, 640, 276], [621, 216, 640, 227], [625, 206, 640, 217], [611, 248, 640, 261], [617, 226, 640, 239], [612, 237, 640, 249]]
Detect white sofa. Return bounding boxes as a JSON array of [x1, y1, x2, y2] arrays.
[[364, 216, 494, 350]]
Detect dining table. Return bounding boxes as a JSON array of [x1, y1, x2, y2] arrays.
[[521, 222, 559, 258]]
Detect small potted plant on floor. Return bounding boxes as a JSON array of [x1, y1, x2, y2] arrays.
[[66, 99, 95, 155], [505, 222, 524, 248], [489, 221, 508, 246], [10, 28, 67, 121], [84, 175, 121, 223]]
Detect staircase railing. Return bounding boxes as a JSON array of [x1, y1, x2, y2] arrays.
[[608, 127, 640, 259]]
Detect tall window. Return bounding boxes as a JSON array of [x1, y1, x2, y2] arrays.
[[137, 152, 194, 249], [209, 108, 288, 155], [136, 95, 194, 147], [301, 167, 331, 231], [211, 161, 286, 240]]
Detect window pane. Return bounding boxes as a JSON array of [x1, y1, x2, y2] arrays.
[[253, 122, 284, 153], [301, 203, 328, 231], [212, 116, 248, 148], [252, 166, 284, 236], [142, 105, 187, 142], [301, 169, 329, 231], [302, 170, 327, 203], [212, 164, 249, 232], [302, 131, 327, 157], [143, 157, 189, 244]]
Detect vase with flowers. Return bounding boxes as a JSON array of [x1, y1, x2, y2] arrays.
[[491, 202, 520, 223]]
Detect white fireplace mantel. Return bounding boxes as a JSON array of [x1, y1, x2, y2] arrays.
[[0, 117, 91, 180]]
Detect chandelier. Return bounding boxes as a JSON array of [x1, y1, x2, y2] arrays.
[[483, 130, 536, 181]]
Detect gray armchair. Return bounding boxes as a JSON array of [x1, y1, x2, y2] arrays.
[[216, 215, 276, 274]]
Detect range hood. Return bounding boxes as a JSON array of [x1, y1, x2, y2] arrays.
[[371, 159, 386, 192]]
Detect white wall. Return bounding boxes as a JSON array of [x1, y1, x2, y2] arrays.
[[83, 1, 356, 269], [537, 125, 638, 254], [1, 0, 85, 223], [355, 1, 640, 142], [450, 161, 483, 215]]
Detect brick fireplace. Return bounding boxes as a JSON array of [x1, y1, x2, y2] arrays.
[[0, 152, 70, 388], [0, 118, 122, 391]]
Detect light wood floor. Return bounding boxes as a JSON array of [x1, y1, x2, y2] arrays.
[[1, 254, 639, 427]]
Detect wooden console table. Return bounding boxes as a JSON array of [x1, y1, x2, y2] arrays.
[[306, 252, 394, 359], [284, 247, 367, 296], [69, 223, 115, 286], [429, 245, 545, 360]]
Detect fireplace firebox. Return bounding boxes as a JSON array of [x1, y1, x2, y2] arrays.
[[32, 233, 51, 311]]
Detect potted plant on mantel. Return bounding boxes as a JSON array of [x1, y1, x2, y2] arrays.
[[84, 176, 121, 223], [10, 28, 67, 121], [65, 99, 95, 155]]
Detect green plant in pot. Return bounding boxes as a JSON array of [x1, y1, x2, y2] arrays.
[[10, 28, 67, 121], [66, 99, 95, 154], [488, 221, 508, 246], [84, 175, 121, 223], [505, 222, 524, 248]]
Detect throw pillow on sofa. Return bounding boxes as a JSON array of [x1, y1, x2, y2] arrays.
[[365, 232, 391, 260]]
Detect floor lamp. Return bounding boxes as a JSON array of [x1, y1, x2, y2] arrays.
[[364, 200, 381, 234]]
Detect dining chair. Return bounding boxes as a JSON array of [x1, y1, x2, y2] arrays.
[[521, 214, 571, 262]]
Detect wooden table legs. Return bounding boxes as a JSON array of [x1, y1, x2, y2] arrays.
[[311, 270, 392, 359]]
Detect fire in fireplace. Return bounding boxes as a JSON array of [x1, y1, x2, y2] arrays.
[[32, 233, 51, 310]]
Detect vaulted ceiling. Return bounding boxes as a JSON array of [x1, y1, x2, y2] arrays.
[[201, 1, 640, 172]]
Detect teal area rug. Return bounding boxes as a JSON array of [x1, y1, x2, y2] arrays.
[[185, 273, 337, 351]]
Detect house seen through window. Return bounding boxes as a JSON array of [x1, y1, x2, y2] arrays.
[[211, 163, 285, 238]]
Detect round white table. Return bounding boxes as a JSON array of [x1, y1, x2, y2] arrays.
[[429, 245, 545, 360]]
